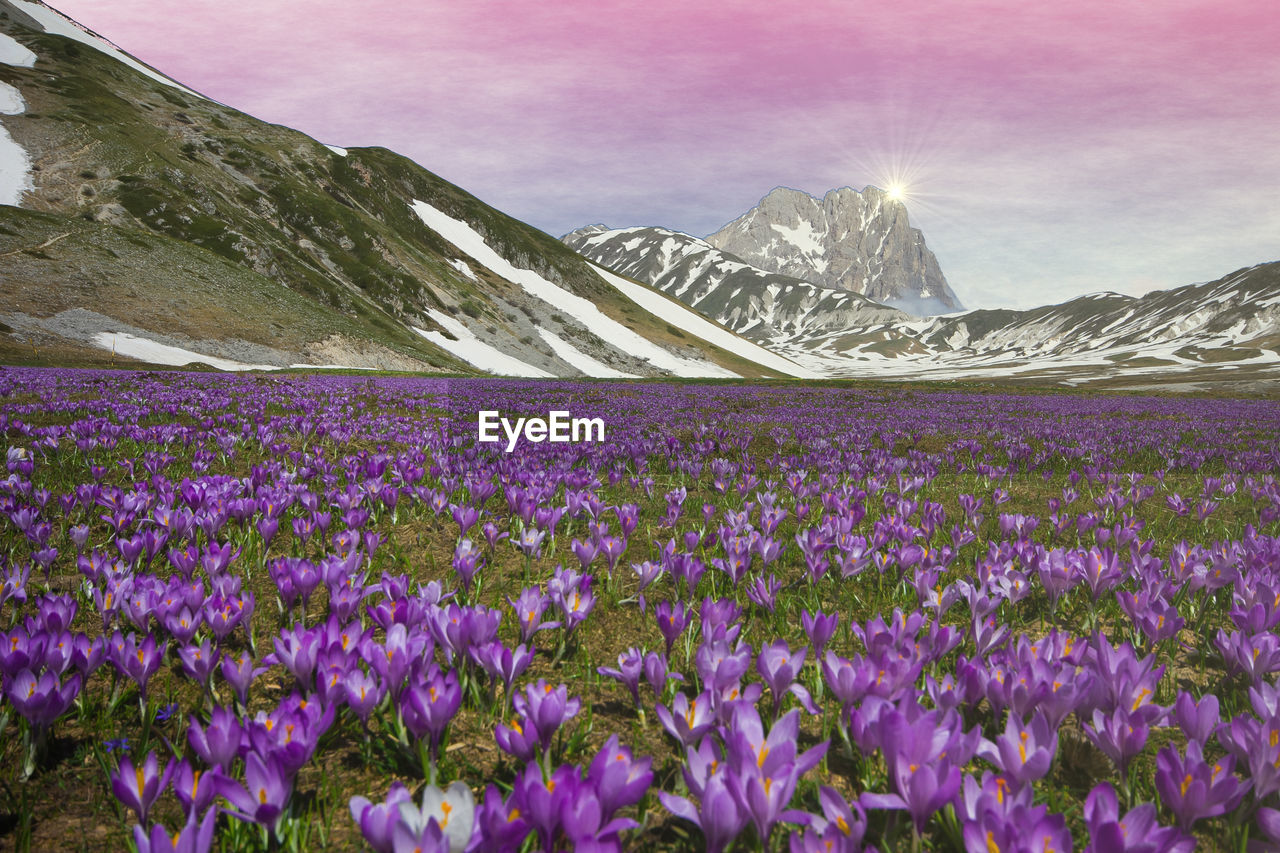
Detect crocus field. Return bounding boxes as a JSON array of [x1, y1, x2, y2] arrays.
[[3, 368, 1280, 853]]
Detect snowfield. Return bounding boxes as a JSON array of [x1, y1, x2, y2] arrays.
[[0, 81, 31, 207], [89, 332, 280, 371], [0, 32, 37, 67], [408, 200, 740, 379], [413, 310, 552, 378]]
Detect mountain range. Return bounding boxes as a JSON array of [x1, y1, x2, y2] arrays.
[[1, 0, 1277, 390]]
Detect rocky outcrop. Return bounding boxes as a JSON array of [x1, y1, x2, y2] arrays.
[[705, 186, 962, 314]]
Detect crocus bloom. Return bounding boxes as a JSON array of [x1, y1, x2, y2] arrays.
[[655, 599, 693, 657], [1154, 739, 1249, 830], [132, 809, 216, 853], [801, 609, 839, 658], [586, 734, 654, 818], [344, 668, 386, 724], [508, 587, 559, 645], [394, 781, 476, 853], [1083, 782, 1194, 853], [111, 751, 175, 825], [350, 782, 412, 853], [217, 751, 293, 831], [177, 638, 221, 688], [597, 647, 644, 707], [1083, 708, 1149, 777], [5, 668, 81, 730], [655, 690, 716, 747], [171, 759, 225, 820], [659, 768, 748, 853], [757, 640, 820, 719], [978, 711, 1058, 788], [1170, 691, 1219, 744], [399, 664, 461, 759], [187, 705, 244, 771], [107, 630, 167, 701]]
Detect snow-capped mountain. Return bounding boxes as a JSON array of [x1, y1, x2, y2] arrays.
[[705, 186, 962, 315], [562, 225, 908, 345], [771, 262, 1280, 387], [0, 0, 805, 378]]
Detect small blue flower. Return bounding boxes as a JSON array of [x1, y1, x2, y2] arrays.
[[155, 702, 179, 723], [104, 737, 130, 754]]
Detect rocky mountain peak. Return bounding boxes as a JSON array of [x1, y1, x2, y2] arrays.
[[705, 186, 962, 315]]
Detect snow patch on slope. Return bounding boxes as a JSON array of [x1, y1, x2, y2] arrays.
[[90, 332, 278, 371], [413, 309, 551, 378], [0, 82, 32, 207], [0, 32, 37, 67], [408, 199, 736, 378], [536, 328, 637, 378], [589, 264, 816, 378], [450, 259, 478, 281], [9, 0, 202, 97]]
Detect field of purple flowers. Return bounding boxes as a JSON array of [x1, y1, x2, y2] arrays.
[[1, 368, 1279, 852]]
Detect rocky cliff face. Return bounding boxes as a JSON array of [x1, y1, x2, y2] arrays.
[[705, 186, 962, 315]]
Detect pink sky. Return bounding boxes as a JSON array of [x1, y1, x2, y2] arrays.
[[46, 0, 1280, 308]]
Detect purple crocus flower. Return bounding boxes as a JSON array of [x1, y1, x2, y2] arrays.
[[977, 711, 1058, 788], [659, 767, 748, 853], [1170, 691, 1219, 744], [171, 759, 225, 820], [494, 712, 541, 765], [177, 638, 221, 688], [469, 640, 534, 705], [655, 599, 693, 657], [1083, 708, 1149, 777], [960, 801, 1072, 853], [756, 640, 820, 719], [514, 527, 546, 559], [131, 809, 217, 853], [187, 705, 244, 770], [468, 783, 529, 853], [399, 663, 461, 764], [643, 650, 681, 702], [220, 649, 270, 708], [586, 734, 654, 818], [273, 623, 322, 684], [5, 668, 81, 731], [510, 761, 574, 850], [246, 693, 334, 777], [508, 587, 559, 645], [1083, 782, 1194, 853], [745, 573, 782, 614], [107, 630, 167, 701], [350, 782, 412, 853], [1154, 739, 1250, 830], [344, 668, 386, 724], [217, 751, 293, 831], [111, 751, 175, 825], [597, 647, 645, 707], [655, 690, 717, 747], [521, 679, 582, 753], [862, 704, 971, 834], [801, 609, 839, 659], [452, 538, 484, 593], [789, 786, 866, 853]]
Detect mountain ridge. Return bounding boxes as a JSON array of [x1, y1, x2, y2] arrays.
[[0, 0, 800, 378]]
